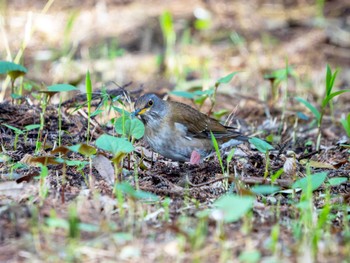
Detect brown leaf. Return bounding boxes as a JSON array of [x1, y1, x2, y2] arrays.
[[92, 154, 115, 185]]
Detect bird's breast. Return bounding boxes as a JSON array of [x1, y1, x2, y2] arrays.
[[143, 124, 213, 162]]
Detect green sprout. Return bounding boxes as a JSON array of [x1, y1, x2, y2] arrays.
[[296, 65, 350, 150]]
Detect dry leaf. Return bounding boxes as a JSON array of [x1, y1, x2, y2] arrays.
[[92, 154, 115, 185]]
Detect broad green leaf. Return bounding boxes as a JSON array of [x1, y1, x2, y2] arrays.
[[292, 172, 327, 192], [96, 134, 134, 155], [68, 144, 81, 153], [248, 137, 274, 153], [0, 61, 27, 76], [327, 177, 348, 186], [47, 84, 77, 92], [251, 185, 280, 195], [213, 194, 254, 223], [295, 97, 321, 122], [78, 143, 97, 156], [322, 89, 350, 108], [129, 118, 145, 139], [217, 72, 239, 84], [115, 117, 145, 139]]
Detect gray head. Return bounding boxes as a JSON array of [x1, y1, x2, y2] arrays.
[[133, 93, 167, 125]]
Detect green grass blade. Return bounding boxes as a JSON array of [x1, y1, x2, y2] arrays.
[[295, 97, 321, 122], [210, 131, 224, 173], [326, 64, 332, 96], [322, 89, 350, 108]]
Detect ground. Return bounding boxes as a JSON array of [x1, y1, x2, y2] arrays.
[[0, 0, 350, 262]]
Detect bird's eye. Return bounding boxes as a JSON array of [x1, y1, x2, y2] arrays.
[[148, 100, 153, 107]]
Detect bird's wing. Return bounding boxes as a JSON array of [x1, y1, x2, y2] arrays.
[[169, 101, 227, 139]]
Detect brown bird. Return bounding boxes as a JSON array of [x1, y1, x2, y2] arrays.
[[133, 93, 248, 162]]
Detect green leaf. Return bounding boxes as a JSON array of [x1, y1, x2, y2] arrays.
[[295, 97, 321, 122], [213, 109, 229, 119], [129, 118, 145, 139], [217, 71, 239, 84], [111, 106, 131, 116], [325, 65, 338, 97], [115, 117, 145, 139], [322, 89, 350, 108], [90, 109, 104, 117], [0, 61, 27, 76], [24, 124, 41, 131], [251, 185, 280, 195], [239, 250, 261, 263], [160, 11, 175, 45], [47, 84, 78, 92], [78, 223, 99, 232], [194, 18, 211, 30], [210, 131, 224, 173], [78, 143, 97, 156], [169, 91, 196, 99], [226, 148, 235, 163], [325, 64, 333, 96], [213, 194, 254, 223], [248, 137, 274, 153], [292, 172, 327, 192], [271, 168, 284, 183], [85, 70, 92, 116], [116, 182, 159, 201], [46, 218, 69, 229], [327, 177, 348, 186], [2, 124, 23, 134], [340, 113, 350, 137], [96, 134, 134, 155]]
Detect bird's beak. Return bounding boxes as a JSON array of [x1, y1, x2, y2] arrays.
[[132, 108, 147, 117], [131, 109, 140, 117]]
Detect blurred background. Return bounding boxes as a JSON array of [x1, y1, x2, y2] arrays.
[[0, 0, 349, 105]]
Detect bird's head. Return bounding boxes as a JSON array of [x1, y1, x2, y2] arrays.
[[132, 93, 167, 126]]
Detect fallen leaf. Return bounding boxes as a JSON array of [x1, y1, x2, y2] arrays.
[[92, 154, 115, 185]]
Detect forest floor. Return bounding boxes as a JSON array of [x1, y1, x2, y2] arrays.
[[0, 0, 350, 262]]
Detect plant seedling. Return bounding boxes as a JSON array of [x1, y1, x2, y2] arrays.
[[249, 137, 274, 179], [296, 65, 350, 150], [0, 60, 28, 103]]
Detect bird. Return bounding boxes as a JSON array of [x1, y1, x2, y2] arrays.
[[133, 93, 248, 162]]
